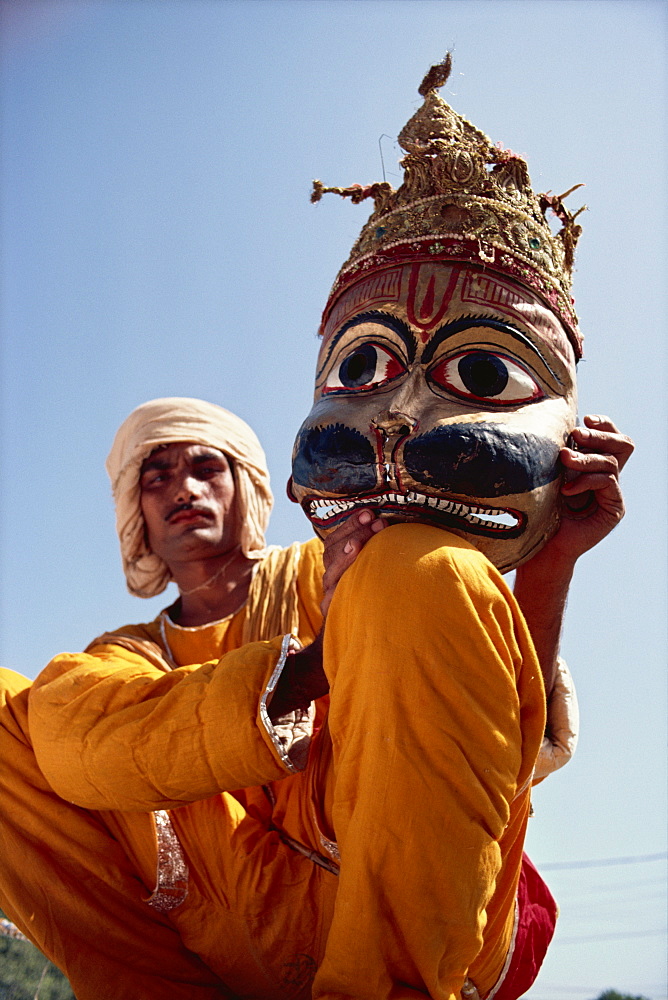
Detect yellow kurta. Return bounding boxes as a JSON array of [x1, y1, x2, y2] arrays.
[[1, 527, 545, 1000]]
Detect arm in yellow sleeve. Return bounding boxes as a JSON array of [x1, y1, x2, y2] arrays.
[[28, 635, 298, 811]]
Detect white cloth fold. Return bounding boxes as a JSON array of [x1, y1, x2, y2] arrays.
[[533, 656, 580, 781]]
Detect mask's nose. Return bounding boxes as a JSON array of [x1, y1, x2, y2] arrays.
[[370, 411, 417, 488], [370, 410, 416, 439]]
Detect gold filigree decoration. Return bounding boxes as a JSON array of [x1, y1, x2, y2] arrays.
[[146, 810, 189, 913], [312, 55, 585, 356]]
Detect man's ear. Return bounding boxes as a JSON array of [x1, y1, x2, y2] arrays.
[[286, 476, 298, 504]]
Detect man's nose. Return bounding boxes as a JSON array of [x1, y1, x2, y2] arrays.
[[174, 474, 203, 503]]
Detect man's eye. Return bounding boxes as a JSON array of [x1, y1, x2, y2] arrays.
[[428, 350, 543, 405], [141, 479, 159, 491], [323, 343, 405, 394]]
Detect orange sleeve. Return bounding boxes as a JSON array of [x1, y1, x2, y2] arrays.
[[29, 636, 295, 811]]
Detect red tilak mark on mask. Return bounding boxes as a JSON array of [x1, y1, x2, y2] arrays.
[[420, 274, 435, 319], [407, 263, 458, 341]]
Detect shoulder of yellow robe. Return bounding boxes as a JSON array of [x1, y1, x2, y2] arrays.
[[85, 619, 172, 673]]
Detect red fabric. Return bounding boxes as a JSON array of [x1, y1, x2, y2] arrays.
[[490, 853, 558, 1000]]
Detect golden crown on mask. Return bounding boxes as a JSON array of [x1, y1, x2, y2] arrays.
[[312, 54, 585, 358]]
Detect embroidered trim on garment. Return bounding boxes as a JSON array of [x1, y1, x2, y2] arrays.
[[305, 746, 341, 863], [260, 786, 340, 877], [259, 634, 314, 774], [459, 896, 519, 999], [317, 826, 341, 865], [484, 896, 520, 1000], [157, 616, 179, 669], [146, 810, 189, 912], [281, 830, 341, 877]]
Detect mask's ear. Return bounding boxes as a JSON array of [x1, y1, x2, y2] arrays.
[[286, 476, 298, 504]]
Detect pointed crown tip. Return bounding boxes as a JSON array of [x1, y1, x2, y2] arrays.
[[313, 51, 584, 357], [418, 54, 452, 98]]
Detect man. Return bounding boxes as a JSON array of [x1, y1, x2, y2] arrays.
[[0, 398, 329, 997], [0, 393, 628, 1000], [278, 57, 635, 997], [1, 62, 633, 1000]]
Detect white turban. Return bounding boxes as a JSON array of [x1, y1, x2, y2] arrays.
[[106, 397, 273, 598]]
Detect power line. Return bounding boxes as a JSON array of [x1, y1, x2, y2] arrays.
[[553, 927, 667, 945], [525, 988, 667, 1000], [574, 875, 667, 894], [540, 852, 667, 871], [526, 987, 667, 998]]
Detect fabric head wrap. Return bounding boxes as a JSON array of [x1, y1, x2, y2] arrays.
[[106, 397, 273, 598]]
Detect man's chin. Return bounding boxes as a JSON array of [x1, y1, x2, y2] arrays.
[[161, 528, 227, 560]]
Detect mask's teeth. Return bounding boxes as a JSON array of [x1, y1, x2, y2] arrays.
[[310, 492, 519, 530], [464, 509, 518, 528]]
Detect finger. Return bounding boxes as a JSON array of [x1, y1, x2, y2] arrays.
[[582, 414, 619, 433], [561, 475, 625, 526], [322, 508, 385, 565], [561, 471, 620, 496], [322, 516, 387, 602], [560, 448, 620, 480], [570, 424, 633, 457], [358, 508, 386, 533], [323, 523, 383, 570], [322, 535, 367, 606], [571, 419, 635, 471], [561, 489, 598, 517], [324, 507, 385, 544], [322, 551, 354, 592], [581, 435, 635, 472], [561, 473, 626, 524]]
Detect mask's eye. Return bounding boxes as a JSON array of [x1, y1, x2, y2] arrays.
[[323, 342, 406, 394], [429, 350, 543, 405]]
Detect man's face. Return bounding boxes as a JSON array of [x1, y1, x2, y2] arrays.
[[140, 442, 239, 568], [289, 261, 578, 572]]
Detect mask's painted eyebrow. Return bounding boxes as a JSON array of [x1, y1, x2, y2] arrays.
[[421, 316, 562, 383], [318, 311, 417, 376]]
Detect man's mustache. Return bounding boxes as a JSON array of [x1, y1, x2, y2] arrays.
[[165, 502, 211, 523]]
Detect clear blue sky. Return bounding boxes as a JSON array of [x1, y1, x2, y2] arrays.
[[1, 1, 666, 997]]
